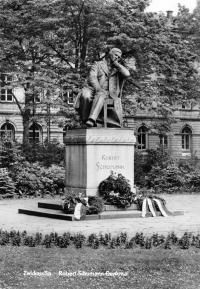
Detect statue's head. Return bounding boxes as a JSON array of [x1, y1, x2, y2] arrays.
[[108, 48, 122, 63]]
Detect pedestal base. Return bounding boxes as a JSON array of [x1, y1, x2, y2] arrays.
[[64, 128, 136, 197]]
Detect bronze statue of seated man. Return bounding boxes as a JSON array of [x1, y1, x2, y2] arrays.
[[74, 48, 130, 128]]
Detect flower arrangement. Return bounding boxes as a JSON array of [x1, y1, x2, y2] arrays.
[[98, 171, 135, 208], [134, 188, 172, 217], [134, 188, 166, 210], [61, 192, 104, 215]]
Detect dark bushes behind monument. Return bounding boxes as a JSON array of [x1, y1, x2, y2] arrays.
[[135, 146, 200, 193]]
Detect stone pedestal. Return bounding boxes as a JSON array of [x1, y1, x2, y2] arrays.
[[64, 128, 136, 196]]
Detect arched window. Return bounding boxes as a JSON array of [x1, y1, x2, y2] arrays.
[[137, 126, 148, 150], [182, 127, 192, 150], [29, 123, 42, 143], [0, 122, 15, 140]]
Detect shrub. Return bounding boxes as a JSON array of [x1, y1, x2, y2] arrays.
[[42, 235, 52, 248], [87, 233, 98, 246], [57, 235, 71, 248], [87, 233, 100, 249], [179, 232, 191, 249], [73, 233, 86, 249], [11, 162, 65, 196], [163, 235, 171, 249], [2, 230, 200, 251], [23, 141, 65, 167], [0, 168, 16, 197], [134, 146, 174, 186], [144, 161, 200, 193], [0, 140, 24, 168], [0, 232, 10, 246], [135, 146, 200, 193], [145, 164, 187, 193], [145, 237, 152, 249], [23, 236, 36, 247]]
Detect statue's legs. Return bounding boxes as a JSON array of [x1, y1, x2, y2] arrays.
[[87, 91, 107, 126], [79, 87, 94, 122]]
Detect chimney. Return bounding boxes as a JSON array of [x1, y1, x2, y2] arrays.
[[166, 11, 173, 19]]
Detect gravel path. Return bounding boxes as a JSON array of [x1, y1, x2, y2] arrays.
[[0, 194, 199, 237]]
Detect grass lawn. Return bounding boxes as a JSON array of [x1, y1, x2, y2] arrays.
[[0, 246, 200, 289]]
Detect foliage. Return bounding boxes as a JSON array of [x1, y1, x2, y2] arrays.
[[61, 193, 104, 215], [0, 168, 16, 198], [134, 146, 200, 193], [144, 161, 200, 193], [99, 171, 135, 208], [0, 139, 65, 168], [143, 146, 174, 171], [23, 141, 65, 167], [0, 140, 24, 169], [134, 188, 167, 210], [0, 0, 62, 145], [85, 196, 104, 215], [134, 146, 174, 186], [145, 163, 187, 193], [10, 161, 65, 195], [2, 229, 200, 251], [0, 0, 199, 147]]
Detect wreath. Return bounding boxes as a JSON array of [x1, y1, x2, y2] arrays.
[[61, 194, 104, 215], [98, 171, 135, 208], [134, 188, 166, 210]]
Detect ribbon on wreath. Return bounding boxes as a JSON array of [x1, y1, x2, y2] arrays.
[[142, 197, 172, 218]]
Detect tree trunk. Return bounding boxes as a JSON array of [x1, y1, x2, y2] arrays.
[[22, 110, 30, 147]]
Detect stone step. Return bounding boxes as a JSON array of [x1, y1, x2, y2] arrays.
[[38, 200, 138, 211], [18, 207, 184, 221], [104, 203, 138, 211], [38, 200, 62, 210]]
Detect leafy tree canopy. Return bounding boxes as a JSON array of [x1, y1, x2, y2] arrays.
[[0, 0, 199, 140]]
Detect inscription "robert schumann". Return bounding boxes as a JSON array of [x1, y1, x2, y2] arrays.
[[102, 155, 120, 161], [96, 154, 125, 170]]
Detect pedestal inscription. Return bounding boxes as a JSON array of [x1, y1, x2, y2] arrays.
[[64, 128, 136, 196]]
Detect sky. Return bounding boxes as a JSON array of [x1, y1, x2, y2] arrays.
[[146, 0, 197, 15]]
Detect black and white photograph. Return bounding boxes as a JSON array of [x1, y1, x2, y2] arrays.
[[0, 0, 199, 288]]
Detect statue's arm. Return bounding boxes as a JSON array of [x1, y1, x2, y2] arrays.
[[88, 62, 102, 92], [114, 62, 130, 78]]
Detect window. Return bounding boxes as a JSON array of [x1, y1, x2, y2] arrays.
[[0, 122, 15, 140], [182, 127, 192, 150], [29, 123, 42, 143], [137, 126, 148, 150], [159, 135, 168, 147], [0, 74, 13, 102], [63, 90, 74, 104]]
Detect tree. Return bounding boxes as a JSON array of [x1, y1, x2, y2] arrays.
[[48, 0, 198, 130], [103, 1, 198, 116], [0, 0, 66, 146], [175, 1, 200, 105], [0, 0, 198, 141]]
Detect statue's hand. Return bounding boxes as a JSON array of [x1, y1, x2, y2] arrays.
[[112, 60, 121, 68]]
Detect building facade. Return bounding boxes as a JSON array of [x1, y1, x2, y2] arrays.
[[125, 103, 200, 161], [0, 76, 65, 144]]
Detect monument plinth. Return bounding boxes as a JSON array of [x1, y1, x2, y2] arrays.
[[64, 128, 136, 196]]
